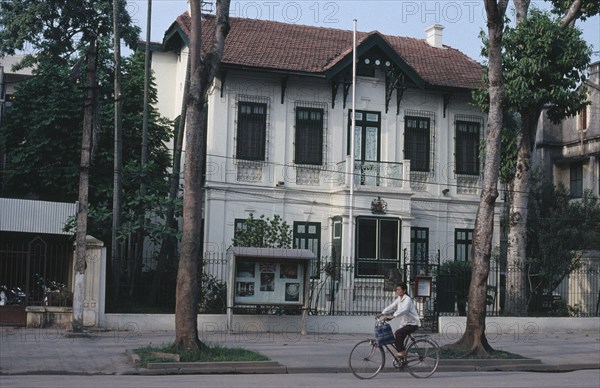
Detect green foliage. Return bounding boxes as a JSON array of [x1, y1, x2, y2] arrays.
[[232, 214, 292, 248], [0, 2, 175, 245], [502, 9, 591, 123], [1, 63, 83, 200], [198, 272, 227, 314], [133, 343, 269, 367], [438, 260, 472, 303], [0, 0, 140, 63], [439, 260, 472, 275], [526, 179, 600, 311], [474, 10, 591, 123], [549, 0, 600, 22], [478, 111, 520, 184], [7, 50, 176, 245]]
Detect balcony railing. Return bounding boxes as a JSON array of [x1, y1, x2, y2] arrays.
[[336, 158, 410, 189]]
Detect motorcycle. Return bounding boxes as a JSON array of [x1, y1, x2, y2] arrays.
[[0, 285, 26, 306], [34, 274, 72, 307]]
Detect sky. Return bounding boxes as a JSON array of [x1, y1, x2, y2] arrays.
[[127, 0, 600, 64]]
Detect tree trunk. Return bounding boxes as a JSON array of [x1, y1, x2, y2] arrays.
[[446, 0, 508, 356], [73, 38, 98, 332], [111, 0, 123, 302], [505, 110, 539, 314], [130, 0, 152, 302], [174, 0, 231, 350], [504, 0, 588, 315]]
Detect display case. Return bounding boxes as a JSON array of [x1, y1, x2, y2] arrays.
[[226, 247, 315, 332]]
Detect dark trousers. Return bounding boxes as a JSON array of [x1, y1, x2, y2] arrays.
[[394, 324, 418, 352]]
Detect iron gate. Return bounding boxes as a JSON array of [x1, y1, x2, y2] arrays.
[[0, 235, 72, 325]]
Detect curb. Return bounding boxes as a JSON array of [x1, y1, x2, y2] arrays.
[[125, 349, 141, 366], [123, 349, 600, 375], [141, 361, 287, 375], [1, 362, 597, 376]]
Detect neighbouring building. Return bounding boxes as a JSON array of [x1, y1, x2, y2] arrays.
[[147, 12, 504, 314], [534, 61, 600, 198], [532, 61, 600, 315]]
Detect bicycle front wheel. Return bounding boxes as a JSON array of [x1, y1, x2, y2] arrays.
[[405, 338, 440, 378], [348, 339, 385, 379]]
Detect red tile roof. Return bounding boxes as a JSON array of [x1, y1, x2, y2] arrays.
[[174, 13, 483, 90]]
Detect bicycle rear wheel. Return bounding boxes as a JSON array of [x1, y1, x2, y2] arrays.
[[348, 339, 385, 379], [405, 338, 440, 378]]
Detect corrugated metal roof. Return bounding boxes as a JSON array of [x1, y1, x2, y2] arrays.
[[0, 198, 76, 235]]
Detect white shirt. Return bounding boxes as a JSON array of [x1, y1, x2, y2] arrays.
[[382, 294, 421, 327]]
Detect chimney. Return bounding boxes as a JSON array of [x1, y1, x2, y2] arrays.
[[590, 61, 599, 85], [425, 24, 444, 48]]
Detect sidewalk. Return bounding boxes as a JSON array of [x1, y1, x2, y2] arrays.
[[0, 326, 598, 375]]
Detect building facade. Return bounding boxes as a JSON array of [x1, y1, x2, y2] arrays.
[[534, 61, 600, 198], [149, 13, 503, 303]]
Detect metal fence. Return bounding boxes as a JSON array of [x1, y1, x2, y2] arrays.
[[105, 252, 600, 319], [0, 236, 72, 306]]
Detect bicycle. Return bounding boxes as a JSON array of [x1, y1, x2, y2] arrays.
[[348, 317, 440, 379]]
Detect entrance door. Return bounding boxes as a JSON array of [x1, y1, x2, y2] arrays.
[[348, 110, 381, 185]]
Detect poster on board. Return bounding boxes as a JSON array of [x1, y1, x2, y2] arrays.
[[234, 261, 304, 305]]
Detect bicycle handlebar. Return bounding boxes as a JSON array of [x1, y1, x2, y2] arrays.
[[374, 314, 393, 324]]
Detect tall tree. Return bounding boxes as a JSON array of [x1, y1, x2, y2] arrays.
[[2, 50, 173, 246], [504, 0, 595, 314], [73, 38, 97, 331], [0, 0, 138, 332], [111, 0, 124, 301], [175, 0, 231, 350], [445, 0, 509, 357], [150, 56, 189, 306], [0, 63, 83, 199]]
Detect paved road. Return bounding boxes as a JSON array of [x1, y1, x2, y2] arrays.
[[2, 371, 600, 388], [1, 326, 598, 375]]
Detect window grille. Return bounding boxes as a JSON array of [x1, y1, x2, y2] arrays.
[[454, 114, 483, 176], [234, 95, 270, 163], [294, 101, 327, 166], [404, 109, 435, 173], [570, 162, 583, 198], [455, 228, 474, 261]]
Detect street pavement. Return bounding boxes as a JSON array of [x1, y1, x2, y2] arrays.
[[0, 324, 599, 375]]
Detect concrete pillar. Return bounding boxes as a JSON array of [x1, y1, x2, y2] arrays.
[[72, 235, 106, 327]]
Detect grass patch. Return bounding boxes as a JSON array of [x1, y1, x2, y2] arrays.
[[133, 343, 269, 368], [439, 348, 527, 360]]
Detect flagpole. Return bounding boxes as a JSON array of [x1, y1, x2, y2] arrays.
[[348, 19, 357, 281]]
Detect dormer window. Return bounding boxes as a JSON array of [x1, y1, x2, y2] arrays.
[[357, 58, 375, 77], [357, 47, 393, 78]]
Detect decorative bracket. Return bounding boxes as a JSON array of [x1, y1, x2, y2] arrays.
[[385, 70, 406, 115], [342, 78, 352, 109], [331, 80, 339, 109], [281, 77, 288, 104], [443, 94, 451, 118], [220, 70, 227, 98]]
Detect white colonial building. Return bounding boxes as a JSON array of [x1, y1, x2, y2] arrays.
[[148, 13, 503, 308]]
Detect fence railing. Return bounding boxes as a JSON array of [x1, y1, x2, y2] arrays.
[[104, 253, 600, 318]]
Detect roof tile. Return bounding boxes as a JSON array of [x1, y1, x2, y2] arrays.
[[175, 13, 483, 90]]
